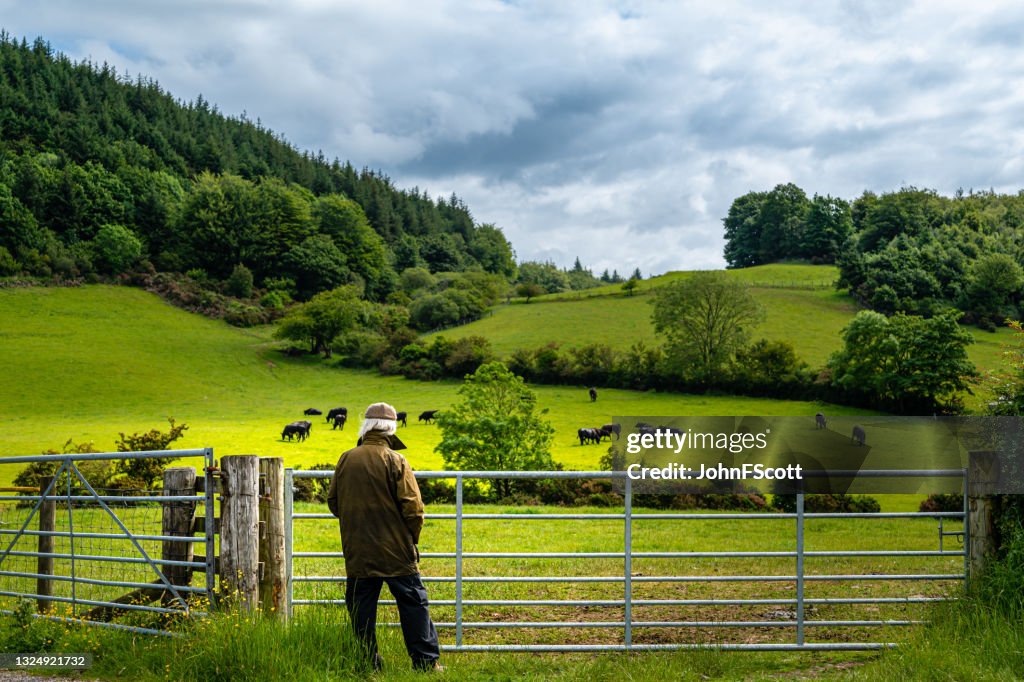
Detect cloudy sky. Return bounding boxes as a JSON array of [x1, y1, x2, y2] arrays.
[[4, 1, 1024, 276]]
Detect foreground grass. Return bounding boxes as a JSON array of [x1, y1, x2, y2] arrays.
[[0, 603, 877, 681], [1, 596, 1018, 681]]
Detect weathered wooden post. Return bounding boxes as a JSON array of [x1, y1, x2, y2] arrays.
[[219, 455, 260, 610], [162, 467, 197, 605], [36, 476, 55, 614], [968, 451, 1000, 578], [259, 457, 287, 619]]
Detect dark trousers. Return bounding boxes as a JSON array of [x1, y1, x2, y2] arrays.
[[345, 573, 440, 670]]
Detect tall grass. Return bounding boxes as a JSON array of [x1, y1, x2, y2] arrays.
[[831, 521, 1024, 681], [0, 601, 864, 681]]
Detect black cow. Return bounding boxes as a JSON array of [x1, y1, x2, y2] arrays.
[[396, 411, 408, 427], [304, 408, 322, 416], [635, 422, 657, 436], [326, 407, 348, 423], [418, 410, 439, 424], [815, 412, 827, 429], [577, 427, 602, 446], [851, 425, 866, 446], [589, 387, 598, 402], [282, 421, 310, 442], [601, 423, 621, 440], [332, 413, 347, 430]]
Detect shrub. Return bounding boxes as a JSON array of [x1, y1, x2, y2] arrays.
[[919, 493, 964, 514], [0, 245, 20, 275], [260, 290, 289, 310], [417, 478, 456, 504], [92, 224, 142, 275], [293, 463, 335, 503], [225, 263, 254, 298], [771, 493, 881, 513]]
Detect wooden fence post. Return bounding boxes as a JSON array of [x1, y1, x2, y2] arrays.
[[219, 455, 260, 610], [259, 457, 287, 619], [162, 467, 197, 604], [36, 476, 55, 614], [968, 451, 1000, 578]]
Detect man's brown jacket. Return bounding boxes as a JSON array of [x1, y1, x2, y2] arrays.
[[327, 430, 424, 577]]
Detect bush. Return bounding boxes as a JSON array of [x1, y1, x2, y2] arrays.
[[771, 493, 881, 513], [223, 301, 267, 327], [417, 478, 456, 504], [92, 224, 142, 275], [260, 290, 289, 310], [0, 245, 20, 275], [225, 263, 254, 298], [919, 493, 964, 514], [293, 463, 335, 503]]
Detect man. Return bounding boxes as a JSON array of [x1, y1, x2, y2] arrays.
[[327, 402, 442, 672]]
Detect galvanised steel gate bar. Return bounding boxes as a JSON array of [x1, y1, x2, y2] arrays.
[[0, 449, 216, 636], [286, 468, 967, 652]]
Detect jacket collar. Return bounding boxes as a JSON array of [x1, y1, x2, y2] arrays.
[[358, 430, 407, 450]]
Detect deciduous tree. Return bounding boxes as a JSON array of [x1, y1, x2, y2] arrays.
[[651, 272, 764, 385], [436, 362, 554, 499]]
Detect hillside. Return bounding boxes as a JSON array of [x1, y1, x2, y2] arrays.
[[0, 285, 874, 487], [0, 34, 514, 299], [433, 264, 1013, 391]]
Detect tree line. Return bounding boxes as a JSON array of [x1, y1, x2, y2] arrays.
[[0, 33, 517, 302], [723, 182, 1024, 329]]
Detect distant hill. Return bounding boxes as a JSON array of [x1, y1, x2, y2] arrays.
[[0, 33, 515, 299], [432, 263, 1012, 405]]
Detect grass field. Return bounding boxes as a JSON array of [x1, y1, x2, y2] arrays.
[[0, 285, 875, 488]]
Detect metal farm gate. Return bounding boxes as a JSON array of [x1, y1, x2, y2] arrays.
[[0, 449, 216, 636], [285, 468, 968, 652]]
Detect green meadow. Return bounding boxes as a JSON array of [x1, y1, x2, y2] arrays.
[[0, 284, 873, 488], [435, 263, 1014, 381]]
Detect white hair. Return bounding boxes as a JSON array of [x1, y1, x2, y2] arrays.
[[358, 417, 397, 439]]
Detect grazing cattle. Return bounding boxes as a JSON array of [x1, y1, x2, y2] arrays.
[[396, 411, 408, 427], [326, 407, 348, 423], [304, 408, 322, 416], [851, 425, 866, 446], [601, 423, 621, 440], [332, 413, 347, 430], [596, 426, 613, 442], [635, 422, 657, 436], [418, 410, 439, 424], [281, 424, 301, 441], [577, 427, 603, 445], [815, 412, 827, 429], [589, 387, 598, 402], [282, 422, 310, 442]]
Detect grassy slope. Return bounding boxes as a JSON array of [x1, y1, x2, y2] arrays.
[[435, 264, 1013, 393], [0, 285, 872, 487]]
